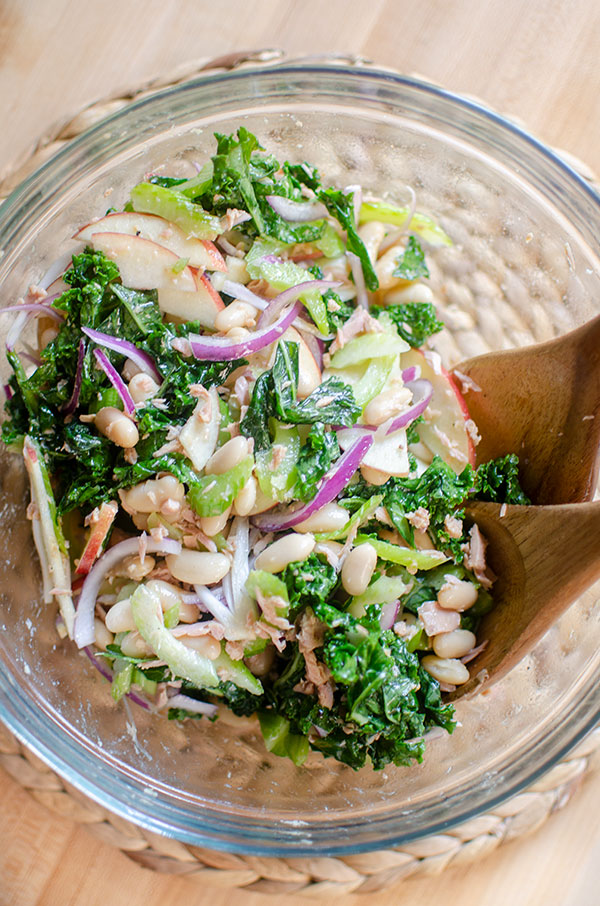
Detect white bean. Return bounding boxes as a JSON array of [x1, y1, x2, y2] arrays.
[[120, 631, 154, 658], [433, 629, 477, 659], [421, 655, 470, 686], [214, 300, 258, 333], [105, 598, 136, 633], [200, 506, 232, 537], [358, 221, 386, 264], [93, 618, 114, 651], [205, 436, 249, 475], [120, 475, 185, 514], [233, 475, 257, 516], [179, 635, 221, 659], [122, 358, 142, 381], [166, 550, 230, 585], [341, 543, 377, 596], [375, 246, 407, 291], [120, 554, 156, 582], [255, 533, 315, 573], [128, 372, 159, 403], [95, 406, 139, 448], [40, 325, 59, 349], [146, 579, 199, 623], [383, 283, 434, 305], [294, 502, 349, 534], [437, 576, 479, 611], [360, 464, 391, 485], [225, 326, 250, 341], [363, 386, 412, 426]]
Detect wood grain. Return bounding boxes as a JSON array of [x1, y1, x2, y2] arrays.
[[1, 0, 600, 904]]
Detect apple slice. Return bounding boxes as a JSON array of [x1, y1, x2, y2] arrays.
[[89, 232, 198, 292], [401, 348, 475, 471], [337, 426, 410, 477], [158, 272, 224, 328], [75, 212, 226, 271], [75, 501, 119, 576]]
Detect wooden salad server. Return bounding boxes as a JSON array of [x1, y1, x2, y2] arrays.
[[448, 498, 600, 699], [445, 315, 600, 699], [452, 313, 600, 504]]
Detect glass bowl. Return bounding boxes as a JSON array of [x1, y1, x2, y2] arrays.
[[1, 63, 599, 857]]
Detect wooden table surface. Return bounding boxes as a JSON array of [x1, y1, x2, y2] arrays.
[[1, 1, 600, 904]]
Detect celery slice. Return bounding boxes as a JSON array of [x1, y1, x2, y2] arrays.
[[187, 455, 254, 517], [349, 575, 412, 616], [329, 333, 408, 369], [246, 238, 329, 334], [130, 183, 222, 239], [359, 201, 452, 247], [255, 423, 300, 502], [355, 534, 449, 570]]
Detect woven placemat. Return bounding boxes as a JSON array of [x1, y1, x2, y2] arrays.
[[1, 49, 599, 895]]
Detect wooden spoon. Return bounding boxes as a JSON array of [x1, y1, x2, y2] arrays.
[[448, 499, 600, 700], [443, 315, 600, 699], [452, 314, 600, 504]]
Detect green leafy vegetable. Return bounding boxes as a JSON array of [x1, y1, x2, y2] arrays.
[[475, 454, 530, 505], [317, 187, 379, 290], [294, 423, 340, 502], [392, 236, 430, 280], [240, 342, 359, 452], [371, 302, 443, 348]]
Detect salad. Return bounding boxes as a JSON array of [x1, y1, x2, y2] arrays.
[[1, 129, 529, 770]]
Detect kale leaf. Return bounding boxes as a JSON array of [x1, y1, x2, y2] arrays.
[[475, 454, 530, 505], [280, 553, 339, 614], [317, 187, 379, 291], [371, 302, 444, 348], [294, 423, 340, 502], [392, 235, 430, 280], [240, 342, 359, 451]]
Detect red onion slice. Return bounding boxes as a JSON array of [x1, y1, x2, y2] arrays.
[[166, 693, 218, 717], [0, 301, 64, 321], [257, 279, 340, 329], [93, 348, 136, 415], [74, 536, 182, 648], [401, 366, 420, 383], [221, 280, 268, 310], [81, 326, 162, 383], [62, 339, 85, 416], [379, 601, 400, 631], [187, 301, 302, 361], [83, 647, 151, 710], [252, 434, 373, 532], [266, 195, 328, 222]]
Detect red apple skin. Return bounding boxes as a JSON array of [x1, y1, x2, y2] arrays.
[[75, 501, 119, 575], [89, 232, 198, 292], [75, 213, 227, 271], [200, 240, 227, 272], [402, 348, 475, 470], [195, 271, 225, 309]]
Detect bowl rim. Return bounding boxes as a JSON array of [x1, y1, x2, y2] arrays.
[[1, 61, 599, 856]]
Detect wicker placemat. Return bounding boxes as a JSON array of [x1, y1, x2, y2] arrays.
[[1, 49, 599, 895]]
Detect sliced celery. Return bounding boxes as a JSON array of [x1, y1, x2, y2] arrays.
[[359, 201, 452, 247], [349, 575, 412, 617], [130, 183, 221, 239], [255, 423, 300, 502], [187, 455, 254, 517], [329, 333, 408, 369], [355, 534, 449, 570], [246, 239, 329, 334]]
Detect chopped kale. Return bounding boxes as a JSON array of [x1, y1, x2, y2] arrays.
[[294, 423, 340, 502], [280, 553, 339, 614], [317, 187, 379, 291], [371, 302, 444, 348], [240, 341, 359, 452], [392, 235, 430, 280], [475, 454, 530, 505]]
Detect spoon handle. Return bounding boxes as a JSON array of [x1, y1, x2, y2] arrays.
[[451, 500, 600, 698]]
